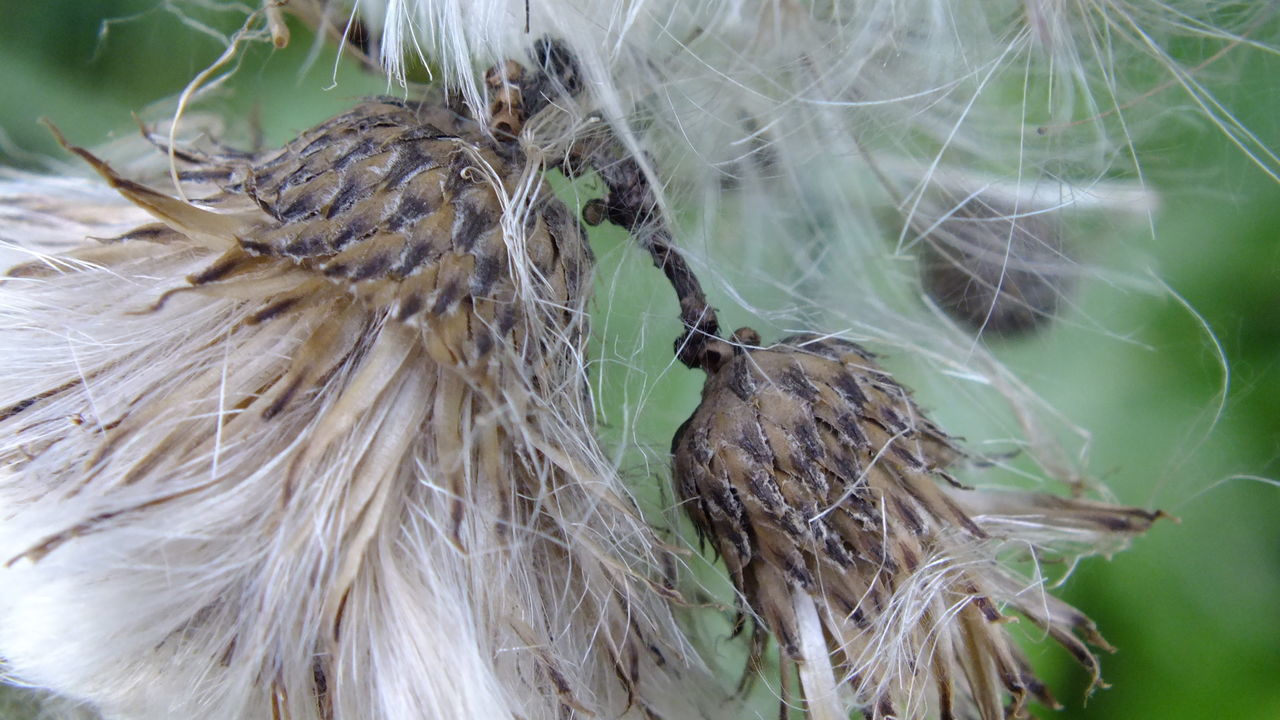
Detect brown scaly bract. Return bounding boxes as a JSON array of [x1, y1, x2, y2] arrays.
[[673, 331, 1163, 719], [84, 98, 589, 370]]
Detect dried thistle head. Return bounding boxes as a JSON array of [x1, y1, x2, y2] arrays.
[[673, 330, 1162, 719], [38, 97, 591, 371], [0, 91, 722, 719]]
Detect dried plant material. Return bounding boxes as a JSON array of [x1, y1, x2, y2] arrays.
[[918, 197, 1073, 338], [6, 0, 1274, 716], [264, 0, 291, 49], [0, 96, 721, 719], [673, 332, 1163, 719], [486, 59, 528, 136]]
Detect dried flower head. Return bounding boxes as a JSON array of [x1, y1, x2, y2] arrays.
[[0, 92, 721, 719], [673, 331, 1163, 719]]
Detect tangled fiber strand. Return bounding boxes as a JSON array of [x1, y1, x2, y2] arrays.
[[337, 0, 1277, 495], [0, 94, 722, 719]]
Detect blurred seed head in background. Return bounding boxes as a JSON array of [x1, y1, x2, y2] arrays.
[[917, 195, 1072, 339]]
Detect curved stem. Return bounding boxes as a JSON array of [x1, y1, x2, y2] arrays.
[[640, 227, 720, 370]]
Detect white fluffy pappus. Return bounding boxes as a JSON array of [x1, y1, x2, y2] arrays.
[[1, 1, 1275, 719], [352, 0, 1274, 339], [0, 99, 727, 719]]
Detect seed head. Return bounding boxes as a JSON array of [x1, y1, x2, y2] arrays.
[[0, 96, 715, 719], [187, 98, 589, 368], [673, 331, 1162, 719], [918, 197, 1072, 339]]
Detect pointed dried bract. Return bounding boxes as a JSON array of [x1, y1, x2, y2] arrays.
[[0, 96, 722, 719], [673, 332, 1162, 719]]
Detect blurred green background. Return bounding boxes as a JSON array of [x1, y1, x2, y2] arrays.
[[1, 3, 1277, 719]]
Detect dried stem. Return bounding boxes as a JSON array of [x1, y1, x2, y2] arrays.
[[574, 140, 722, 370], [500, 38, 724, 371]]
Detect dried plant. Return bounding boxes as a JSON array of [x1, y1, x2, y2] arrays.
[[0, 87, 720, 719], [2, 1, 1275, 719], [672, 330, 1161, 719], [916, 195, 1071, 338]]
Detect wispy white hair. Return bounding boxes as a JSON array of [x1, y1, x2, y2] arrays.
[[0, 125, 729, 718], [350, 0, 1273, 478]]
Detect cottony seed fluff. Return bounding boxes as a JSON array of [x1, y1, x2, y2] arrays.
[[0, 88, 715, 719]]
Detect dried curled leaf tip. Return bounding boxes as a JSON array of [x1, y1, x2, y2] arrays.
[[673, 331, 1162, 719]]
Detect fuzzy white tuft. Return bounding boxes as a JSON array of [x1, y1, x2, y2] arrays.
[[351, 0, 1272, 468], [0, 118, 723, 719]]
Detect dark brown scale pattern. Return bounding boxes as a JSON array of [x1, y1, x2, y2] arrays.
[[211, 98, 592, 367], [672, 332, 1163, 718], [674, 334, 970, 645]]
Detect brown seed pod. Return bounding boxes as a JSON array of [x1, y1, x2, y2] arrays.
[[673, 330, 1162, 719], [219, 98, 591, 368], [47, 97, 590, 371], [918, 197, 1072, 338]]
